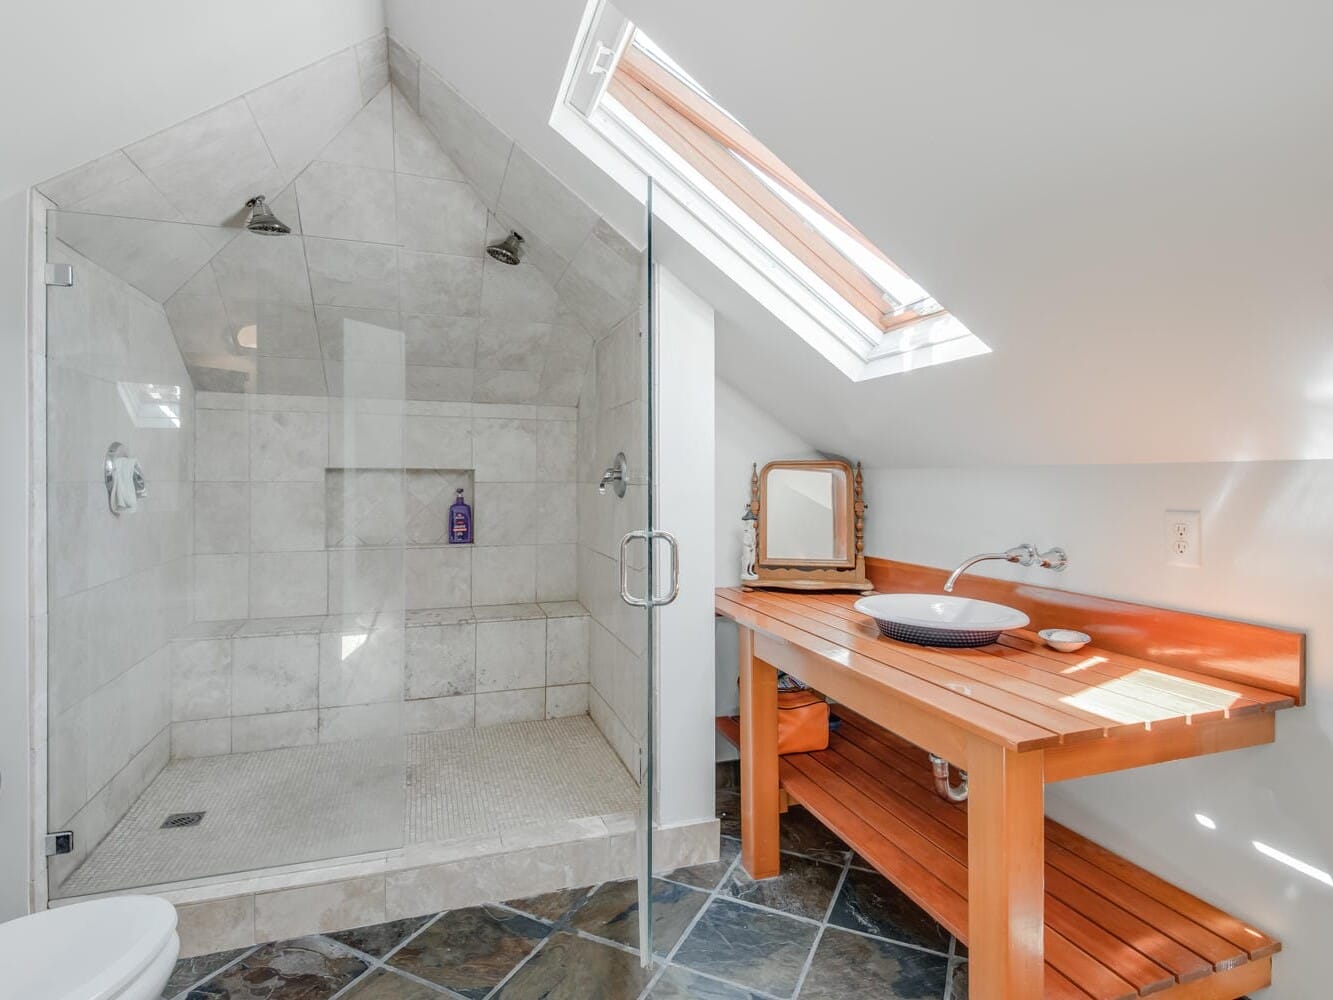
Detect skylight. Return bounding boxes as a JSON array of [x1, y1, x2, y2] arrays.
[[554, 5, 988, 380]]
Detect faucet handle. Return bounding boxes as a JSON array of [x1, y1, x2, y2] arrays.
[[1036, 547, 1068, 571], [1004, 544, 1039, 567]]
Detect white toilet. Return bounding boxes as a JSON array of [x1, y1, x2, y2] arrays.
[[0, 896, 179, 1000]]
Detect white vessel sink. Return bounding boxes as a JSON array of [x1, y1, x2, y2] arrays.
[[854, 594, 1030, 648]]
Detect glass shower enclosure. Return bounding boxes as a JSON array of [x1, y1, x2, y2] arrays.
[[40, 179, 667, 962]]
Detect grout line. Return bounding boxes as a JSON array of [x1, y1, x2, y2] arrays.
[[815, 918, 956, 961], [791, 850, 854, 999], [169, 943, 262, 1000], [636, 841, 744, 998], [480, 927, 553, 999], [702, 888, 827, 927], [324, 912, 461, 1000], [943, 933, 969, 1000]]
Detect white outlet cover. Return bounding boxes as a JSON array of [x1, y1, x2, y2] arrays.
[[1165, 509, 1201, 567]]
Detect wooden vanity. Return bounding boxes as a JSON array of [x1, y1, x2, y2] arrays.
[[715, 560, 1303, 1000]]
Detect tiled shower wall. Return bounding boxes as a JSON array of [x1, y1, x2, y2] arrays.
[[175, 391, 587, 755], [578, 306, 648, 779], [191, 392, 578, 618], [45, 243, 194, 887]]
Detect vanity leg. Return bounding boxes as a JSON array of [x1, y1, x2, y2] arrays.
[[967, 738, 1045, 1000], [738, 628, 781, 879]]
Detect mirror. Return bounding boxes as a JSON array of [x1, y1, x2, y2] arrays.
[[746, 460, 871, 592], [764, 466, 848, 564]]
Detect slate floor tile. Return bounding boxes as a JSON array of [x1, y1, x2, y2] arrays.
[[777, 806, 852, 863], [162, 947, 251, 997], [647, 964, 762, 999], [338, 968, 446, 998], [672, 898, 818, 998], [326, 916, 432, 958], [947, 959, 969, 999], [503, 885, 593, 923], [492, 932, 656, 999], [723, 852, 843, 921], [185, 936, 367, 999], [665, 836, 739, 891], [827, 866, 953, 953], [799, 927, 951, 1000], [386, 905, 549, 998], [568, 878, 708, 954]]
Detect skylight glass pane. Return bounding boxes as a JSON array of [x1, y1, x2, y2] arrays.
[[632, 31, 723, 107], [732, 153, 933, 309], [568, 14, 986, 378]]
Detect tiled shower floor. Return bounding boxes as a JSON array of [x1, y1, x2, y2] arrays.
[[59, 716, 638, 896]]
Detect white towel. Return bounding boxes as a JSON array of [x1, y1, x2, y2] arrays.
[[111, 456, 141, 513]]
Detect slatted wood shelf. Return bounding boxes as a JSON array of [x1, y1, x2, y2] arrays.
[[717, 711, 1279, 1000]]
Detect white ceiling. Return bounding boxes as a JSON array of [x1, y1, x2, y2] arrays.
[[15, 1, 1332, 460], [392, 0, 1333, 466], [0, 0, 383, 206]]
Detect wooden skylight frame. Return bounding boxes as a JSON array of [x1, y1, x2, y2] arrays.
[[609, 37, 943, 334]]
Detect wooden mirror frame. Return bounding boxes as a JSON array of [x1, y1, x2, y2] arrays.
[[745, 459, 872, 592]]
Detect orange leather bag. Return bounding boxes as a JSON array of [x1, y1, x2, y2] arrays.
[[731, 686, 831, 755], [776, 688, 831, 754]]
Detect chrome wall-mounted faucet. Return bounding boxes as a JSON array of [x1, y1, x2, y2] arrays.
[[599, 452, 628, 498], [943, 543, 1067, 592]]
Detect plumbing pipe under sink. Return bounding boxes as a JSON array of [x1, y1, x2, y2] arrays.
[[929, 754, 969, 802]]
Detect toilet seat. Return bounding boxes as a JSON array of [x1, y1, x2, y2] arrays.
[[0, 896, 177, 1000]]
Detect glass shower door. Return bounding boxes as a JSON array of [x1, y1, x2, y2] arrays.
[[42, 209, 408, 899], [622, 179, 677, 961]]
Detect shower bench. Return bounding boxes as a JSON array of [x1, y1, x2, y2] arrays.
[[715, 572, 1303, 1000]]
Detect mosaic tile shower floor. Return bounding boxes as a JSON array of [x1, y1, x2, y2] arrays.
[[62, 717, 638, 895], [164, 785, 971, 999]]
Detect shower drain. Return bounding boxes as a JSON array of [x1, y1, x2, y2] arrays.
[[160, 811, 205, 829]]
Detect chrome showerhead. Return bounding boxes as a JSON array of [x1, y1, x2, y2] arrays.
[[244, 196, 291, 236], [486, 231, 524, 265]]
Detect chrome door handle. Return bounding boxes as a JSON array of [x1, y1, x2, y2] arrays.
[[619, 530, 649, 607], [654, 530, 680, 606], [618, 530, 681, 607]]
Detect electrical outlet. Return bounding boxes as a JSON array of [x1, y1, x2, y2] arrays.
[[1165, 510, 1201, 567]]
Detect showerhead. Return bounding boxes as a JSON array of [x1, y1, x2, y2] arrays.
[[486, 231, 525, 265], [244, 196, 291, 236]]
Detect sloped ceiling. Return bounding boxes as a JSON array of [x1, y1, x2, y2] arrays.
[[0, 0, 384, 206], [41, 37, 638, 404], [392, 0, 1333, 465]]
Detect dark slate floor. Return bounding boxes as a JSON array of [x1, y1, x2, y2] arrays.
[[165, 770, 968, 999]]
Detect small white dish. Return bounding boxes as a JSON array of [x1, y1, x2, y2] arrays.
[[1039, 628, 1091, 652]]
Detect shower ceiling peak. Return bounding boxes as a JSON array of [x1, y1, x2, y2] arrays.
[[39, 35, 641, 404]]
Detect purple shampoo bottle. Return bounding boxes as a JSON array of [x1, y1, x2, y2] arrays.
[[448, 488, 472, 544]]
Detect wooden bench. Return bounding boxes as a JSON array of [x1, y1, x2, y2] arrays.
[[718, 712, 1279, 1000], [716, 573, 1300, 1000]]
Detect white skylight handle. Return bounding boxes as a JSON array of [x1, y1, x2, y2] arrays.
[[589, 42, 617, 76]]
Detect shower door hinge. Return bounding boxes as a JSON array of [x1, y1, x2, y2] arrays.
[[44, 831, 73, 857], [45, 263, 74, 287]]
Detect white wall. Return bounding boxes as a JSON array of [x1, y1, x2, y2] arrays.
[[655, 269, 716, 827], [712, 381, 819, 762], [714, 380, 821, 589], [0, 192, 33, 919], [862, 460, 1333, 1000]]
